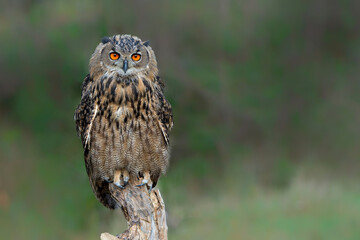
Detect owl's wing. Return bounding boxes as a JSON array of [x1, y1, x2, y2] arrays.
[[156, 91, 174, 146], [74, 74, 97, 147]]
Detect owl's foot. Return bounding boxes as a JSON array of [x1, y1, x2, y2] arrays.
[[114, 169, 129, 189], [136, 170, 152, 191]]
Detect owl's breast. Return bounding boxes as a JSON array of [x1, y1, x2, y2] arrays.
[[88, 92, 168, 179], [89, 107, 168, 177]]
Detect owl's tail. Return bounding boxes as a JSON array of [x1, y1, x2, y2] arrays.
[[90, 178, 118, 209], [84, 148, 118, 209]]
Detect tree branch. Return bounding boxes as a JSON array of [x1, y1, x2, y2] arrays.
[[100, 178, 168, 240]]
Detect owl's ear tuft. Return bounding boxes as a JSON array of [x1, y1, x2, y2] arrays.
[[101, 37, 111, 44], [143, 40, 150, 47]]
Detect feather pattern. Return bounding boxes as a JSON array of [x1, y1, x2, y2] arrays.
[[74, 35, 173, 209]]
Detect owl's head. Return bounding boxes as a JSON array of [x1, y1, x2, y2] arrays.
[[89, 34, 157, 79]]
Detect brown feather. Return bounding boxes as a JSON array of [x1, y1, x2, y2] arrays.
[[74, 34, 173, 209]]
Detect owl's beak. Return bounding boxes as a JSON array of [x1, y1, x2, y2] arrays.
[[123, 60, 128, 73]]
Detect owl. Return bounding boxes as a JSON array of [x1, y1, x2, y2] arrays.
[[74, 34, 173, 209]]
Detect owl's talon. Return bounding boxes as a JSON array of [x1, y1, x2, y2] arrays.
[[123, 176, 129, 187], [136, 177, 148, 187], [104, 178, 113, 183], [114, 182, 125, 189], [136, 170, 152, 190], [136, 180, 148, 187], [113, 169, 130, 189], [114, 169, 124, 189]]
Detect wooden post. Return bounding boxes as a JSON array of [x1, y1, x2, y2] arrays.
[[100, 178, 168, 240]]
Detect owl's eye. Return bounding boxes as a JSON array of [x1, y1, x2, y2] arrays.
[[131, 53, 141, 61], [109, 52, 120, 60]]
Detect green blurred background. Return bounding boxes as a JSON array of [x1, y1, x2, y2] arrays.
[[1, 0, 360, 239]]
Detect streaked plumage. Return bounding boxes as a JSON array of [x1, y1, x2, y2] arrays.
[[74, 34, 173, 209]]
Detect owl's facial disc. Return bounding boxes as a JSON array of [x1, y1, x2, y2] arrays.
[[107, 52, 133, 75], [98, 35, 153, 77], [108, 52, 145, 76]]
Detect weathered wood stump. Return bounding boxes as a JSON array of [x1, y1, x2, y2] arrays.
[[100, 178, 168, 240]]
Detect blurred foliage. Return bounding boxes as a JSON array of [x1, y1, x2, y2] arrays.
[[1, 0, 360, 239]]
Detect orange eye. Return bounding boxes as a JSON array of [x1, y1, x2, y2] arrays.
[[109, 52, 120, 60], [131, 53, 141, 61]]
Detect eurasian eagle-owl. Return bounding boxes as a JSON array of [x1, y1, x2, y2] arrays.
[[74, 34, 173, 209]]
